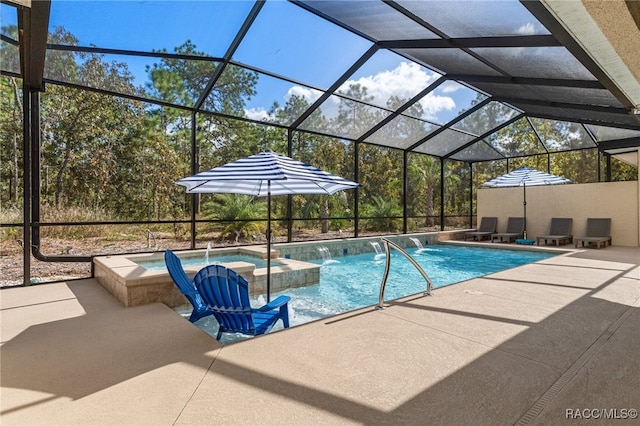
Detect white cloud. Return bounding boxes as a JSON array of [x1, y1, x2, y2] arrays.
[[419, 93, 456, 120], [281, 61, 459, 122], [244, 107, 272, 121], [339, 62, 435, 105], [517, 22, 536, 35], [340, 62, 458, 121], [286, 85, 342, 120], [285, 86, 323, 104], [439, 81, 462, 94]]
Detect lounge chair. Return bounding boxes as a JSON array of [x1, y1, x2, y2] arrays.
[[465, 217, 498, 241], [491, 217, 525, 243], [536, 218, 573, 246], [575, 218, 612, 249], [194, 264, 290, 340], [164, 250, 213, 323]]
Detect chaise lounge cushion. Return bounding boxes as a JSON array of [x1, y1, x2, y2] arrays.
[[536, 218, 573, 246], [492, 217, 525, 243], [465, 217, 498, 241], [575, 218, 611, 249]]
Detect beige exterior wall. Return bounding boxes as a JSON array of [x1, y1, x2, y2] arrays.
[[581, 0, 640, 86], [477, 179, 639, 247]]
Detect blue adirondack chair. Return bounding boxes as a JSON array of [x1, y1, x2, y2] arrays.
[[194, 264, 291, 340], [164, 250, 213, 323]]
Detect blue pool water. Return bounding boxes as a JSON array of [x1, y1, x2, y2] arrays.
[[180, 244, 555, 344]]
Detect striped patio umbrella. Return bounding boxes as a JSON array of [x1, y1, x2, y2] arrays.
[[176, 150, 360, 301], [482, 167, 571, 239]]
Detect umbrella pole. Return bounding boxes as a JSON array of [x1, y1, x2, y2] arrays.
[[523, 183, 527, 239], [267, 181, 271, 302]]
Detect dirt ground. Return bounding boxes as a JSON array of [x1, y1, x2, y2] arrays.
[[0, 236, 158, 286]]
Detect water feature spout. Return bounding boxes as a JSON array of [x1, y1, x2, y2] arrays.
[[410, 237, 428, 254], [317, 246, 339, 265], [370, 241, 386, 261], [205, 242, 211, 264]]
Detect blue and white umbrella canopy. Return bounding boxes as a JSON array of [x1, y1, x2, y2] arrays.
[[176, 150, 360, 195], [482, 167, 571, 239], [482, 167, 572, 188], [176, 150, 360, 301]]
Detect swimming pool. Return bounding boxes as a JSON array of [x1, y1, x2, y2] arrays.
[[178, 244, 556, 344]]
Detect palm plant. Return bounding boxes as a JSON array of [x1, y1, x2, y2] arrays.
[[202, 194, 266, 243], [362, 195, 402, 232]]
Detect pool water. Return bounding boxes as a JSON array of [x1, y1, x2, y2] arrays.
[[180, 244, 555, 344]]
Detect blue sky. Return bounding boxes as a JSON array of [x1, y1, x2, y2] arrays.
[[2, 0, 484, 125]]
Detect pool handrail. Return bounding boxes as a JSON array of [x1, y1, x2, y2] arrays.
[[376, 238, 433, 310]]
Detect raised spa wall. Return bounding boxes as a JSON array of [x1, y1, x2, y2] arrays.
[[94, 231, 465, 309], [277, 231, 462, 261]]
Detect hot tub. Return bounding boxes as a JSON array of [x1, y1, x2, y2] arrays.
[[93, 245, 320, 307]]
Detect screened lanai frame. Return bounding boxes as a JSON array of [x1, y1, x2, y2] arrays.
[[2, 0, 640, 286]]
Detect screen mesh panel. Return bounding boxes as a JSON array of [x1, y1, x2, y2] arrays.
[[365, 115, 438, 149], [298, 94, 392, 141], [47, 1, 251, 56], [298, 1, 438, 41], [471, 47, 595, 80], [399, 48, 503, 76], [451, 140, 505, 162], [415, 128, 476, 157], [486, 118, 549, 157], [7, 0, 636, 164], [396, 0, 550, 38], [233, 0, 372, 89], [530, 118, 596, 151], [452, 102, 520, 135], [586, 125, 640, 141]]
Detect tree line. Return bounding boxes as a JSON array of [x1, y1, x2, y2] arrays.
[[1, 25, 635, 243]]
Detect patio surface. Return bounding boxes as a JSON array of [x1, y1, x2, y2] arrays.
[[1, 245, 639, 425]]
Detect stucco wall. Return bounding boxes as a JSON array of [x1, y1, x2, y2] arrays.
[[477, 180, 639, 247]]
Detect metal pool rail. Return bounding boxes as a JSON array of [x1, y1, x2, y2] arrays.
[[376, 238, 434, 309]]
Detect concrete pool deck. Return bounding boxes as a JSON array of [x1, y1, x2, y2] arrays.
[[1, 245, 639, 425]]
